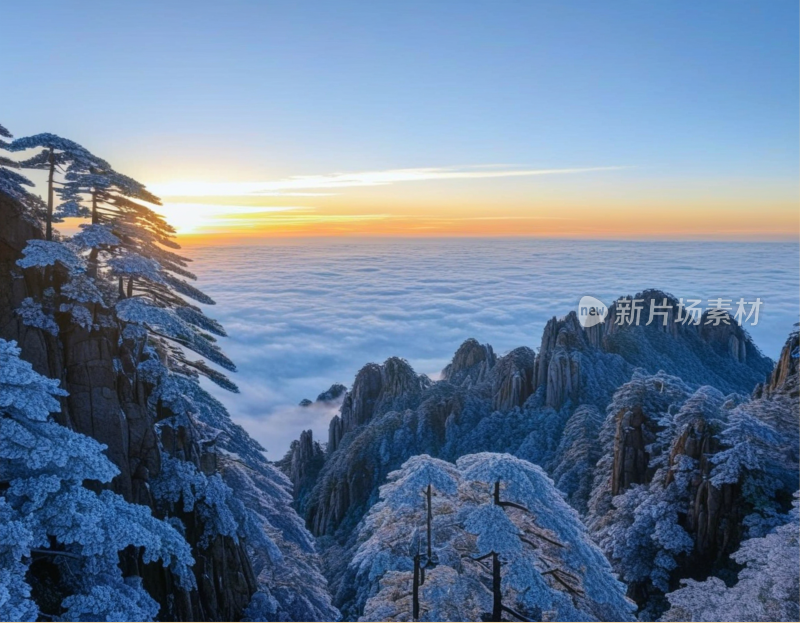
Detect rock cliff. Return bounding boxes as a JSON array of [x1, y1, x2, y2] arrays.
[[1, 191, 336, 621]]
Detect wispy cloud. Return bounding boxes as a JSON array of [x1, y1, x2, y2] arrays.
[[150, 165, 625, 197]]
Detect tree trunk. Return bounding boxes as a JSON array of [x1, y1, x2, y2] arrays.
[[88, 191, 99, 278], [426, 483, 432, 562], [492, 552, 502, 622], [127, 277, 134, 298], [118, 277, 125, 298], [412, 553, 421, 621], [491, 481, 503, 621], [46, 149, 55, 241]]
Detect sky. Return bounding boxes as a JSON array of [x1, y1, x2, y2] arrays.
[[2, 1, 798, 239]]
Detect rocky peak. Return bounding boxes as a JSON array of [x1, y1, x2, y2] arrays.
[[534, 313, 585, 388], [328, 358, 429, 454], [489, 347, 536, 411], [759, 329, 799, 398], [605, 289, 682, 340], [317, 382, 347, 403], [277, 429, 325, 497], [380, 356, 422, 401], [610, 403, 656, 495], [698, 310, 753, 364], [441, 338, 496, 386], [339, 362, 383, 432], [533, 312, 585, 410]]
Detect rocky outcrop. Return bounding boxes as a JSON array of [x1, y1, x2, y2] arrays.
[[441, 338, 495, 386], [328, 357, 429, 453], [698, 310, 752, 364], [317, 382, 347, 402], [276, 429, 325, 502], [665, 417, 741, 561], [338, 363, 383, 433], [490, 347, 535, 411], [0, 192, 257, 621], [0, 194, 145, 499], [301, 383, 347, 407], [604, 289, 681, 340], [533, 313, 584, 410], [328, 414, 344, 455], [610, 403, 657, 495], [534, 313, 584, 390], [760, 329, 799, 397]]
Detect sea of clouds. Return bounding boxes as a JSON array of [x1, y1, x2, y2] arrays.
[[187, 238, 799, 458]]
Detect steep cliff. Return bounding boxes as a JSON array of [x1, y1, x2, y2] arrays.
[[0, 190, 336, 621]]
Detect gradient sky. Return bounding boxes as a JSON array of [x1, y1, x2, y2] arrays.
[[3, 1, 798, 239]]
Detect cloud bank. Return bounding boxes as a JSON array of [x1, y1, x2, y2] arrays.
[[190, 238, 799, 458]]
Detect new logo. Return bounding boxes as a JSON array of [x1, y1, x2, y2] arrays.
[[577, 296, 608, 328]]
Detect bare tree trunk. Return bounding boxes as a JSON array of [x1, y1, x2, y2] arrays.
[[492, 552, 502, 621], [88, 191, 99, 278], [412, 552, 421, 621], [91, 189, 98, 224], [426, 483, 432, 562], [492, 480, 503, 621], [127, 277, 133, 298], [45, 149, 55, 241], [118, 277, 125, 298]]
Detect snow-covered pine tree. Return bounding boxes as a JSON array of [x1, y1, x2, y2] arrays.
[[6, 132, 107, 240], [0, 124, 49, 224], [53, 159, 232, 389], [140, 347, 339, 621], [352, 455, 465, 621], [353, 453, 634, 622], [0, 338, 195, 621], [662, 492, 799, 622], [459, 453, 635, 622]]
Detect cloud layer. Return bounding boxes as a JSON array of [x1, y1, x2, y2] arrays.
[[189, 238, 799, 458]]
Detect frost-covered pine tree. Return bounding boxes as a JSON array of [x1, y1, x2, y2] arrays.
[[0, 338, 195, 621], [353, 453, 634, 622], [459, 453, 635, 622], [662, 492, 799, 622], [350, 455, 461, 620], [6, 132, 106, 240], [54, 159, 231, 388], [142, 349, 339, 621], [0, 124, 49, 224]]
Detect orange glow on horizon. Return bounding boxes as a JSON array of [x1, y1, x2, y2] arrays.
[[144, 167, 799, 244], [170, 206, 799, 245]]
